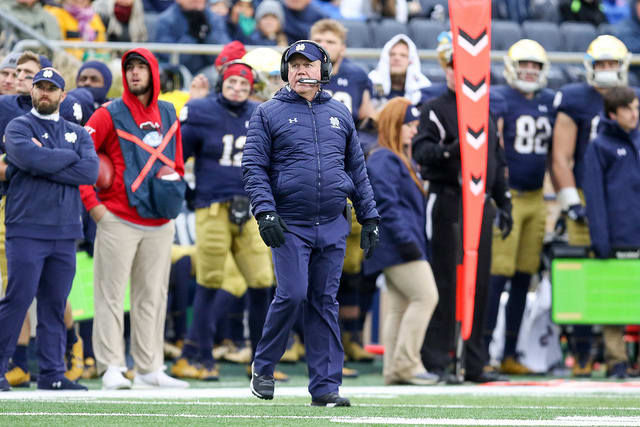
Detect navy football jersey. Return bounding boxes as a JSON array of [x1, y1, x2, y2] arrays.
[[493, 85, 556, 191], [553, 82, 603, 190], [323, 58, 373, 125], [180, 94, 258, 209]]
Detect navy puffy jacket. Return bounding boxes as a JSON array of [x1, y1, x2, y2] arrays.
[[242, 86, 378, 226], [363, 148, 428, 275], [583, 117, 640, 258]]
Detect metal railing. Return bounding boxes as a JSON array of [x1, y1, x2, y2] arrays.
[[11, 38, 599, 65]]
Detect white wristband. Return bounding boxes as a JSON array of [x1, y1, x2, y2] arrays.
[[557, 187, 581, 211]]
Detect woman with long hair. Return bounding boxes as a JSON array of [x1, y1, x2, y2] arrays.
[[363, 97, 439, 385]]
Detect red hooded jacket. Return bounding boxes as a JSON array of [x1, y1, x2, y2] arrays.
[[80, 48, 184, 226]]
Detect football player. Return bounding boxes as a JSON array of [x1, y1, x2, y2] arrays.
[[485, 40, 556, 375], [551, 35, 633, 376], [171, 61, 276, 381]]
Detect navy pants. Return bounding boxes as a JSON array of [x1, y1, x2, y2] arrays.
[[253, 215, 349, 398], [0, 237, 76, 380]]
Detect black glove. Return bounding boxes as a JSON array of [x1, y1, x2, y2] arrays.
[[229, 196, 251, 228], [396, 241, 423, 262], [567, 203, 587, 223], [442, 139, 460, 161], [185, 185, 196, 212], [554, 215, 567, 236], [496, 204, 513, 240], [360, 219, 379, 259], [256, 211, 289, 248]]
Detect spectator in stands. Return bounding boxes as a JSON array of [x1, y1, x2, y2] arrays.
[[365, 97, 439, 385], [45, 0, 107, 60], [250, 0, 288, 47], [0, 0, 61, 44], [226, 0, 256, 44], [281, 0, 326, 44], [560, 0, 608, 26], [371, 0, 425, 22], [583, 86, 640, 379], [155, 0, 231, 74], [93, 0, 148, 42], [76, 60, 113, 109], [142, 0, 172, 13], [0, 53, 19, 95], [211, 0, 230, 17], [614, 0, 640, 52], [601, 0, 630, 24], [369, 34, 431, 108]]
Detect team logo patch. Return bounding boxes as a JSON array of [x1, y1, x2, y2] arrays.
[[289, 117, 298, 124], [179, 106, 188, 122], [617, 148, 627, 157], [245, 121, 249, 128], [42, 132, 48, 139], [43, 69, 53, 78], [330, 117, 340, 129], [73, 103, 82, 121], [84, 125, 96, 135], [64, 132, 77, 143], [143, 131, 162, 147], [337, 78, 348, 87], [411, 107, 420, 118], [295, 43, 306, 51]]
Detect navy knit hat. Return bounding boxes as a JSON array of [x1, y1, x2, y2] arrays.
[[77, 60, 113, 102]]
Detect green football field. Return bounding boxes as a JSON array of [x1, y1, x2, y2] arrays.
[[2, 362, 640, 426]]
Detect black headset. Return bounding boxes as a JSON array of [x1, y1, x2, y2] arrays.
[[279, 40, 332, 84], [215, 60, 259, 93]]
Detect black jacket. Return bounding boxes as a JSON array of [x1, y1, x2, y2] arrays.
[[412, 88, 510, 209]]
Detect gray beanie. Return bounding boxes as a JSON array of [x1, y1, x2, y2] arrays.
[[0, 52, 20, 71], [255, 0, 285, 24]]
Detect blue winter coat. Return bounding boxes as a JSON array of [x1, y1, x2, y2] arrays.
[[583, 117, 640, 258], [242, 86, 378, 226], [363, 148, 428, 275], [154, 4, 231, 74]]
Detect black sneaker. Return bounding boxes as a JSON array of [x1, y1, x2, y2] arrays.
[[0, 377, 10, 391], [250, 363, 274, 400], [311, 392, 351, 407], [37, 376, 88, 391]]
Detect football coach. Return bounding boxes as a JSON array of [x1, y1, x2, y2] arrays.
[[242, 40, 379, 407]]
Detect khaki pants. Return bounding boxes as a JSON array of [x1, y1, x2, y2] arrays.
[[383, 260, 439, 383], [92, 210, 174, 374], [603, 325, 628, 368]]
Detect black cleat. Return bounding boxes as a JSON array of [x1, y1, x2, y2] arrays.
[[311, 392, 351, 407], [0, 377, 10, 391], [37, 376, 88, 391], [250, 363, 274, 400]]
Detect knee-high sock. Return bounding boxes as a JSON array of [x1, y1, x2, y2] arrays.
[[484, 275, 509, 352], [169, 256, 192, 342], [182, 285, 217, 361], [198, 289, 237, 367], [228, 294, 246, 344], [503, 272, 530, 358], [78, 320, 94, 359]]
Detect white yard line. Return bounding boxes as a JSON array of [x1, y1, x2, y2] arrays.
[[1, 412, 640, 426], [2, 398, 640, 412], [1, 383, 640, 401]]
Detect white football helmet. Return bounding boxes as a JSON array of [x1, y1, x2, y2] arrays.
[[503, 39, 549, 93], [584, 35, 631, 88]]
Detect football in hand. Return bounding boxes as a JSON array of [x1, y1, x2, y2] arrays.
[[156, 165, 180, 181], [95, 153, 114, 190]]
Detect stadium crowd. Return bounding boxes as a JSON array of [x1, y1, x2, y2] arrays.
[[0, 0, 639, 400]]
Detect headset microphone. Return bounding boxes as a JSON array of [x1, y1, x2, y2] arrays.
[[298, 78, 328, 84]]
